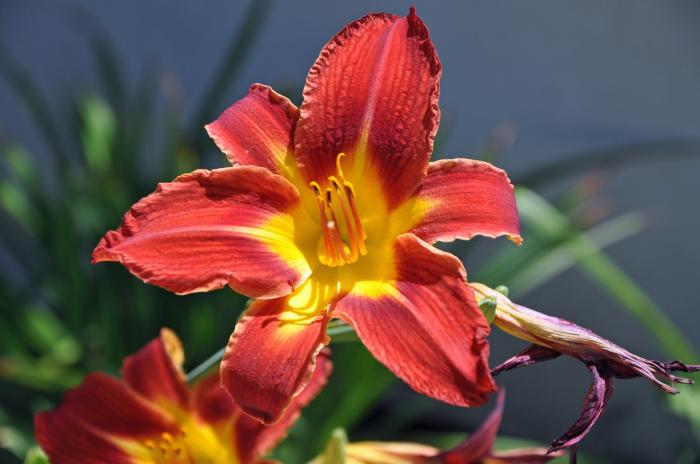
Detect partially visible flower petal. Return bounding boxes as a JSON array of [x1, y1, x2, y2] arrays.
[[93, 166, 312, 298], [438, 390, 563, 463], [35, 411, 133, 464], [438, 390, 505, 462], [491, 344, 561, 376], [37, 328, 328, 464], [409, 159, 521, 245], [549, 365, 613, 452], [234, 349, 333, 462], [334, 233, 495, 408], [205, 84, 298, 174], [220, 297, 330, 425], [482, 449, 564, 464], [122, 328, 189, 411], [35, 373, 179, 463], [343, 442, 438, 463], [295, 7, 441, 209], [190, 371, 238, 424]]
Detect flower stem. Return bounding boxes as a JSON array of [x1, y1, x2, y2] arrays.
[[186, 347, 225, 383]]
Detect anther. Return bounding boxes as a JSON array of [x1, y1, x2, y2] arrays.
[[309, 153, 368, 267]]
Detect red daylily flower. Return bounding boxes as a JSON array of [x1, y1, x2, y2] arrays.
[[312, 391, 563, 464], [93, 8, 521, 424], [35, 329, 331, 464]]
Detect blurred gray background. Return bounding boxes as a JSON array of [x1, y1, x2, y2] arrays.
[[1, 1, 699, 462]]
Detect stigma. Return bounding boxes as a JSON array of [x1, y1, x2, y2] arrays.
[[310, 153, 367, 267]]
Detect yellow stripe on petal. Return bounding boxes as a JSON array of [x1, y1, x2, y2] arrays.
[[350, 280, 399, 300], [257, 211, 317, 277], [345, 442, 438, 464]]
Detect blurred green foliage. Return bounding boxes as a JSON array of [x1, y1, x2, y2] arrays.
[[1, 2, 699, 463]]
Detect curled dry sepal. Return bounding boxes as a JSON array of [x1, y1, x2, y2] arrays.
[[472, 283, 700, 453], [311, 390, 563, 464]]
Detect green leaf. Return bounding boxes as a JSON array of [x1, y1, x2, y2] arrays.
[[310, 428, 348, 464], [479, 296, 497, 324], [513, 188, 700, 436], [0, 180, 35, 230], [21, 307, 81, 364], [515, 188, 697, 361], [508, 211, 647, 296], [23, 447, 49, 464], [3, 144, 36, 186], [79, 95, 116, 175]]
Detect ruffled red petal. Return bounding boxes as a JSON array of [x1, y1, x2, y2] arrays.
[[35, 373, 179, 463], [233, 349, 332, 462], [93, 166, 311, 298], [295, 7, 441, 209], [121, 328, 189, 411], [206, 84, 298, 174], [220, 297, 330, 425], [334, 233, 496, 408], [35, 411, 133, 464], [410, 159, 521, 245], [190, 350, 331, 462]]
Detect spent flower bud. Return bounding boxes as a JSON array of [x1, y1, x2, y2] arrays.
[[471, 282, 700, 453]]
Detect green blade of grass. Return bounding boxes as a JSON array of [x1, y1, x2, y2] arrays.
[[514, 138, 700, 188], [507, 211, 647, 296], [78, 94, 116, 176], [188, 0, 274, 152], [516, 188, 697, 361]]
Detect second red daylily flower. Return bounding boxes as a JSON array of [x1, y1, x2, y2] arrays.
[[93, 8, 521, 424], [35, 329, 331, 463]]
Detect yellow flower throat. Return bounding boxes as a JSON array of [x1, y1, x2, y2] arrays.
[[309, 153, 367, 267]]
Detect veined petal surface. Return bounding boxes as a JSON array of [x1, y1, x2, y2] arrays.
[[295, 7, 441, 209], [334, 233, 496, 408], [93, 166, 312, 298], [410, 159, 521, 245], [35, 373, 181, 464], [231, 350, 332, 462], [220, 297, 330, 425], [122, 328, 189, 411], [206, 84, 298, 174], [36, 329, 330, 463]]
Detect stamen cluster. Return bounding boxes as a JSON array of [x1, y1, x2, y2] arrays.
[[310, 153, 367, 267]]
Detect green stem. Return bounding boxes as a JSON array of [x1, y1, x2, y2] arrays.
[[186, 347, 225, 383]]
